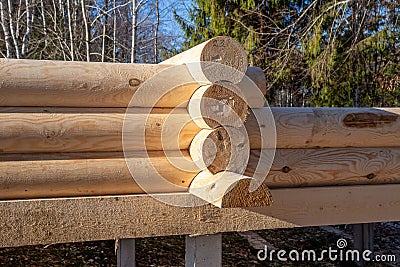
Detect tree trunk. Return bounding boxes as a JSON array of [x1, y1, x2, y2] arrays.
[[0, 0, 12, 57], [81, 0, 90, 61], [66, 0, 74, 60], [21, 0, 35, 58], [153, 0, 159, 63], [7, 0, 21, 58], [130, 0, 137, 63]]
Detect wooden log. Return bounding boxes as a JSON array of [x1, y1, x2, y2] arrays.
[[189, 170, 272, 208], [0, 185, 399, 248], [0, 59, 201, 107], [207, 147, 400, 188], [0, 107, 200, 153], [1, 147, 400, 200], [161, 36, 248, 83], [248, 107, 400, 148], [0, 151, 199, 200], [0, 58, 264, 109]]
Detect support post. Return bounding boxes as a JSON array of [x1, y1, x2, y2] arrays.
[[353, 223, 374, 267], [185, 234, 222, 267], [116, 238, 136, 267]]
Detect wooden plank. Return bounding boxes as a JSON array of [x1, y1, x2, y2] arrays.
[[0, 184, 398, 248], [0, 107, 200, 153], [185, 234, 222, 267], [117, 239, 136, 267], [248, 107, 400, 148]]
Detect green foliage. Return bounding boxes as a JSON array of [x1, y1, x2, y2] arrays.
[[176, 0, 400, 107]]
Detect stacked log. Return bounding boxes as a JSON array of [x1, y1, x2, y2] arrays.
[[0, 36, 257, 203], [1, 36, 400, 205]]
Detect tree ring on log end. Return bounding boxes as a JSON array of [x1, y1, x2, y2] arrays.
[[188, 82, 249, 129]]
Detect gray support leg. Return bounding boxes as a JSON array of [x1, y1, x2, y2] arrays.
[[116, 238, 136, 267], [185, 234, 222, 267]]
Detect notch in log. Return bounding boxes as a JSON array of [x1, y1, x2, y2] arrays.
[[189, 170, 273, 208]]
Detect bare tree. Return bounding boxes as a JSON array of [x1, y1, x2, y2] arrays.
[[66, 0, 75, 60], [21, 0, 35, 58], [0, 0, 12, 57], [81, 0, 90, 61], [153, 0, 158, 63]]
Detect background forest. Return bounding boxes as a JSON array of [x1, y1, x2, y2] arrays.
[[0, 0, 399, 107]]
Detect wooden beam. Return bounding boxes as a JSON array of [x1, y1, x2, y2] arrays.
[[117, 239, 136, 267], [0, 107, 200, 153], [0, 151, 198, 200], [248, 107, 400, 149], [0, 58, 188, 107], [0, 184, 398, 248], [193, 141, 400, 188], [185, 234, 222, 267], [1, 147, 400, 199], [3, 107, 395, 154]]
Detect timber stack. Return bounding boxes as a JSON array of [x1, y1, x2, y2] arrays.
[[0, 36, 400, 208]]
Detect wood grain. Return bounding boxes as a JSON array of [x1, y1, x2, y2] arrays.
[[0, 59, 201, 107], [0, 107, 200, 153], [248, 107, 400, 148], [188, 83, 249, 129], [1, 147, 399, 200], [161, 36, 247, 83], [189, 171, 272, 208], [0, 184, 399, 247], [0, 151, 198, 199], [248, 147, 400, 188]]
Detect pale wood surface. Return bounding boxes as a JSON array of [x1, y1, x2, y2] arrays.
[[185, 234, 222, 267], [249, 107, 400, 149], [187, 83, 249, 129], [1, 147, 400, 199], [0, 151, 198, 199], [0, 184, 398, 248], [0, 107, 200, 153], [248, 148, 400, 188], [189, 127, 249, 174], [0, 59, 179, 107]]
